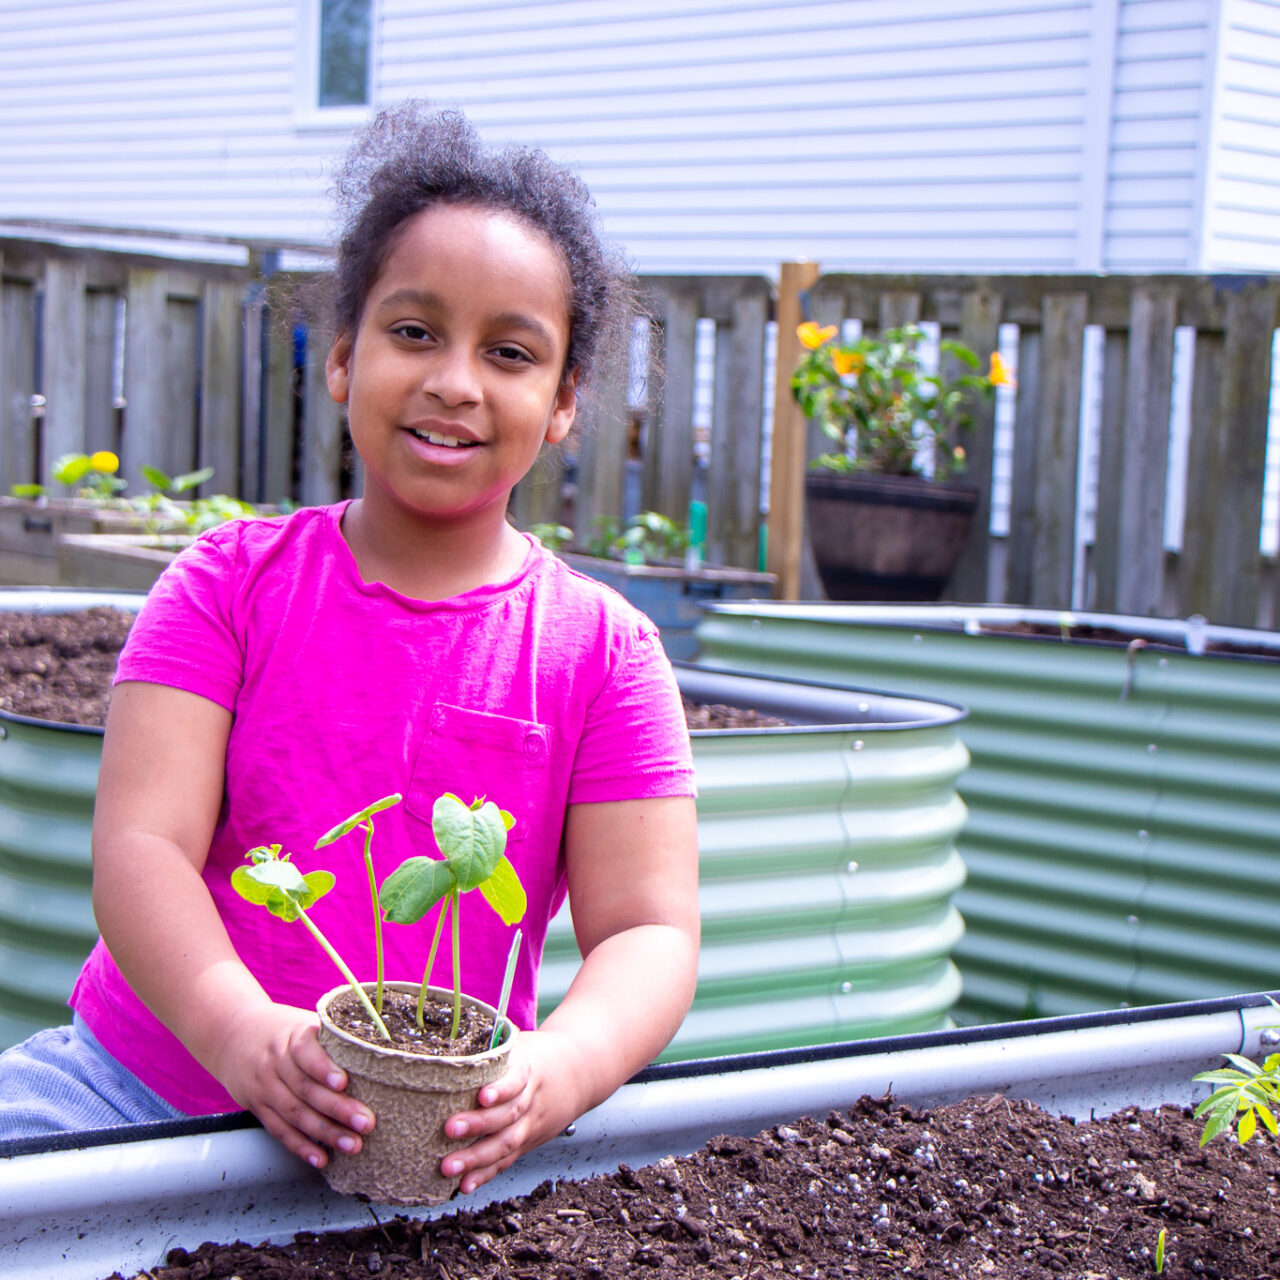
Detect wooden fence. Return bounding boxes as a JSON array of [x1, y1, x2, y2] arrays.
[[3, 233, 1278, 626]]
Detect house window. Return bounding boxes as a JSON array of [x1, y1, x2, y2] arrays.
[[318, 0, 371, 108]]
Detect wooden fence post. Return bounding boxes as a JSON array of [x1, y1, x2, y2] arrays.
[[766, 261, 820, 600], [300, 325, 345, 506]]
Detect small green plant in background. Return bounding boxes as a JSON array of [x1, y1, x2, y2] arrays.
[[11, 450, 124, 501], [380, 793, 527, 1037], [580, 511, 690, 565], [1154, 1225, 1168, 1274], [231, 843, 392, 1040], [528, 523, 573, 552], [1194, 1051, 1280, 1145]]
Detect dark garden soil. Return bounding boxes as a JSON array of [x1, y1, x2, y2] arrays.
[[107, 1093, 1279, 1280], [0, 610, 787, 731], [328, 988, 495, 1058]]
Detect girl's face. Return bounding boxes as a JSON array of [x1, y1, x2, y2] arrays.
[[326, 203, 577, 530]]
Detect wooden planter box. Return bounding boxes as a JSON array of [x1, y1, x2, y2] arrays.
[[0, 498, 163, 587]]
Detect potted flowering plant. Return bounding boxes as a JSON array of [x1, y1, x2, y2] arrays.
[[791, 321, 1013, 601]]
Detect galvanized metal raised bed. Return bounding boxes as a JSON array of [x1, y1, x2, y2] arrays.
[[0, 589, 970, 1057], [695, 601, 1280, 1026]]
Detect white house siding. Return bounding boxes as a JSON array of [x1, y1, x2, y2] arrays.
[[1102, 0, 1217, 270], [0, 0, 1201, 276], [382, 0, 1119, 273], [1199, 0, 1280, 271], [0, 1, 336, 247]]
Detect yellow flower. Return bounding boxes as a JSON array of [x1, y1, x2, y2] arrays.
[[88, 450, 120, 474], [988, 352, 1015, 388], [831, 350, 864, 376], [797, 322, 837, 350], [954, 446, 966, 463]]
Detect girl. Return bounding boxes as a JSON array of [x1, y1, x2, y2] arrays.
[[0, 102, 700, 1198]]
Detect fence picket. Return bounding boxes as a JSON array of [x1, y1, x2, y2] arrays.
[[300, 324, 344, 507], [0, 271, 36, 492], [1111, 286, 1178, 616], [643, 282, 698, 523], [948, 289, 1002, 602], [200, 281, 242, 496], [1091, 329, 1130, 612], [41, 258, 88, 466], [1029, 292, 1087, 609], [122, 269, 169, 488], [1005, 327, 1042, 604]]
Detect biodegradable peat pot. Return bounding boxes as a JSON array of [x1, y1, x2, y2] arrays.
[[316, 982, 517, 1206]]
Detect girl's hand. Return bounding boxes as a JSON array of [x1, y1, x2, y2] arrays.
[[212, 1001, 376, 1170], [439, 1029, 582, 1194]]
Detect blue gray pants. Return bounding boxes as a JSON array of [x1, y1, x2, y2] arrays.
[[0, 1015, 186, 1141]]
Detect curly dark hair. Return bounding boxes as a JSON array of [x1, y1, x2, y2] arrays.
[[325, 101, 635, 393]]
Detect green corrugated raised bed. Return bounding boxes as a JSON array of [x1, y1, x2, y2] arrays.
[[0, 590, 971, 1058], [695, 601, 1280, 1026]]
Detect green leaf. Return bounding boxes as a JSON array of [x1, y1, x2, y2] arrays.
[[1193, 1069, 1250, 1086], [1224, 1053, 1264, 1076], [141, 465, 172, 492], [1260, 1103, 1279, 1135], [314, 792, 403, 847], [381, 856, 456, 924], [1199, 1103, 1236, 1146], [300, 869, 336, 905], [231, 864, 277, 906], [432, 794, 507, 890], [1240, 1108, 1258, 1143], [52, 454, 93, 486], [477, 855, 528, 926], [172, 466, 215, 493], [10, 483, 44, 498]]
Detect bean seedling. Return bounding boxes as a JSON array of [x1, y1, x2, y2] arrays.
[[313, 792, 402, 1014], [230, 843, 391, 1040], [381, 792, 528, 1037]]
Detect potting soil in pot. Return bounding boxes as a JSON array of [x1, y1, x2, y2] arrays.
[[106, 1093, 1277, 1280], [326, 988, 495, 1058]]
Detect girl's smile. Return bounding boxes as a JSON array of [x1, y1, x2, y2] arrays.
[[325, 204, 577, 540]]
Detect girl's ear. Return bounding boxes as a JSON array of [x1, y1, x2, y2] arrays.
[[325, 335, 353, 404], [545, 368, 579, 445]]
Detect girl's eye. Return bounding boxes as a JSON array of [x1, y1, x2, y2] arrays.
[[393, 323, 431, 342], [492, 344, 533, 364]]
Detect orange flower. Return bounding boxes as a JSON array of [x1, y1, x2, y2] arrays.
[[797, 322, 837, 350], [988, 352, 1015, 388], [831, 349, 864, 376]]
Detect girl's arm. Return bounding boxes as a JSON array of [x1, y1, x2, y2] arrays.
[[439, 793, 700, 1192], [91, 680, 374, 1167]]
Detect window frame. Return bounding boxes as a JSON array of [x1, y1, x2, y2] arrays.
[[295, 0, 377, 130]]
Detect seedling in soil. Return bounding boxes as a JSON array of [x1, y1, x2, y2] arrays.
[[314, 792, 402, 1014], [380, 793, 528, 1038], [1154, 1225, 1168, 1274], [231, 843, 391, 1040], [1194, 999, 1280, 1146]]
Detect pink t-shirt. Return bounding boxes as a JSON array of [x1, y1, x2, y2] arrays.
[[71, 503, 695, 1114]]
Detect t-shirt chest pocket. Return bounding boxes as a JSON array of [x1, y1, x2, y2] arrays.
[[405, 702, 551, 838]]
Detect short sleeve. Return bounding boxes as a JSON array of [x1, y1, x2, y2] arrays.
[[568, 623, 696, 805], [113, 531, 243, 711]]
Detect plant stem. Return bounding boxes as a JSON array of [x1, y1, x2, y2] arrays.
[[362, 820, 384, 1013], [417, 893, 451, 1028], [296, 907, 391, 1040], [450, 888, 462, 1039]]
